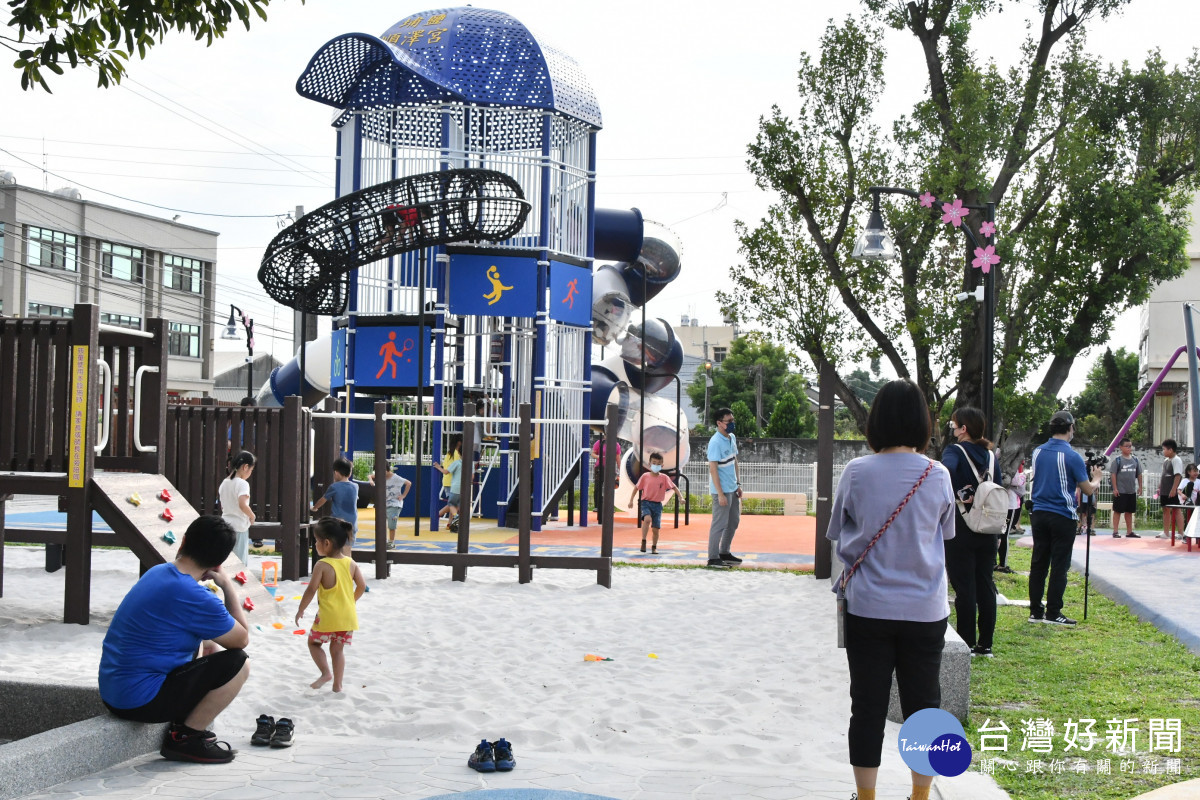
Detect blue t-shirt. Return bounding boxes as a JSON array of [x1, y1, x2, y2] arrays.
[[98, 563, 235, 709], [324, 480, 359, 531], [1031, 438, 1089, 520], [707, 432, 739, 494], [447, 458, 463, 495]]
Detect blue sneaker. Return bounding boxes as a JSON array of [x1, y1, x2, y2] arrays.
[[492, 738, 515, 771], [468, 739, 495, 772]]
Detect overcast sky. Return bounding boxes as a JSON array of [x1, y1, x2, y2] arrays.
[[1, 0, 1195, 396]]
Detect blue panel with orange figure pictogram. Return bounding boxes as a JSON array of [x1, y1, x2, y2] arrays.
[[353, 326, 432, 389], [447, 253, 538, 318], [549, 261, 592, 327]]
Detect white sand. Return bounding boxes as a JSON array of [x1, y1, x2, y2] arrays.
[[0, 544, 969, 791]]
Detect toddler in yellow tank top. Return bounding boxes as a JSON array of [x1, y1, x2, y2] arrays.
[[295, 518, 365, 692]]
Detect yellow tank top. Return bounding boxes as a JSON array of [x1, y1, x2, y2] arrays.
[[314, 556, 358, 632], [442, 451, 460, 487]]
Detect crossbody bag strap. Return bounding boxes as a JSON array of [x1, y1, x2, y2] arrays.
[[840, 459, 936, 593]]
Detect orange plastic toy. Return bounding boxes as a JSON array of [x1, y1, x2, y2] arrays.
[[261, 560, 278, 587]]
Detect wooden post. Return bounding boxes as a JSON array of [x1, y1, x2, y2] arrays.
[[518, 403, 533, 584], [598, 402, 618, 588], [452, 403, 476, 582], [140, 318, 168, 475], [814, 361, 835, 580], [373, 401, 389, 580], [64, 304, 99, 624], [279, 395, 303, 581]]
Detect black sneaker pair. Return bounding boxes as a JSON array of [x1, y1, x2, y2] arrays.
[[468, 738, 516, 772], [160, 723, 235, 763], [250, 714, 295, 748]]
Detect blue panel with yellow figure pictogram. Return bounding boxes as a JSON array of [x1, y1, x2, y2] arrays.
[[447, 254, 538, 318]]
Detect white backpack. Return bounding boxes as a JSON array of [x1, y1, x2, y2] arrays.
[[954, 445, 1009, 534]]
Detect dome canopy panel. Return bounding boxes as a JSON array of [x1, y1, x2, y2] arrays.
[[296, 7, 602, 128]]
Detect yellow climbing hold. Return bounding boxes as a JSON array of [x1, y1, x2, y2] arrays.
[[648, 653, 658, 659]]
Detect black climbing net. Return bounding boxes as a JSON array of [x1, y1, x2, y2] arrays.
[[258, 168, 532, 315]]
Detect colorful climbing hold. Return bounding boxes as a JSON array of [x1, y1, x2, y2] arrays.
[[127, 493, 142, 506], [160, 508, 174, 522], [158, 489, 172, 503], [293, 629, 306, 635], [242, 597, 255, 611], [272, 622, 285, 629], [161, 530, 176, 545], [233, 571, 247, 585]]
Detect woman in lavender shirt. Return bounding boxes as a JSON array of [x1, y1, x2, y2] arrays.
[[827, 379, 956, 800]]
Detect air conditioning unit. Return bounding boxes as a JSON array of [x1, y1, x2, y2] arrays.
[[53, 186, 82, 200]]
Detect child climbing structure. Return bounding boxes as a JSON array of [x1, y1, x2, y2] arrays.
[[256, 6, 690, 528]]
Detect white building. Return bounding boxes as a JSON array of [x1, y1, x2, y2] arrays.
[[0, 180, 218, 396], [1137, 195, 1200, 446]]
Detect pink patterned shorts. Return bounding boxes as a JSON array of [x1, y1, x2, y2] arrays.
[[308, 616, 353, 645]]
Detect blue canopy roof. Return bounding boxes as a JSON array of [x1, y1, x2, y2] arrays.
[[296, 7, 602, 128]]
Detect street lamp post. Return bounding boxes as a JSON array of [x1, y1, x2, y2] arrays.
[[223, 304, 255, 402], [851, 187, 997, 439]]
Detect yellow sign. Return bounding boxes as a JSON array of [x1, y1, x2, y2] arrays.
[[68, 345, 89, 488]]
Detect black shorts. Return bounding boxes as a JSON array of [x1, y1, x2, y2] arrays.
[[105, 649, 248, 724], [1162, 496, 1181, 508], [1113, 493, 1137, 514]]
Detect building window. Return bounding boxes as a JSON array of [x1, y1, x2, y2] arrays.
[[168, 322, 200, 358], [101, 243, 145, 283], [712, 346, 728, 364], [27, 226, 78, 272], [100, 312, 142, 330], [27, 302, 74, 318], [163, 254, 203, 294]]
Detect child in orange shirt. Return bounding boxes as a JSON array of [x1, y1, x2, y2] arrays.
[[627, 452, 682, 554]]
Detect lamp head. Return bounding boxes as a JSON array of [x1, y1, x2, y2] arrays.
[[851, 193, 897, 262], [221, 305, 240, 340]]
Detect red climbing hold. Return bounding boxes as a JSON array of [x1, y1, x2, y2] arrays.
[[159, 489, 172, 502], [242, 597, 255, 611], [234, 571, 248, 585], [161, 508, 174, 522]]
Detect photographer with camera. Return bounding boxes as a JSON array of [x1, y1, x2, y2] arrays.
[[1109, 437, 1142, 538], [1075, 451, 1107, 537], [1028, 410, 1103, 626]]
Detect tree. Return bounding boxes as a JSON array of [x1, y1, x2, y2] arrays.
[[725, 2, 1200, 471], [729, 400, 761, 438], [5, 0, 298, 91], [843, 367, 888, 406], [765, 391, 817, 438], [686, 333, 810, 430]]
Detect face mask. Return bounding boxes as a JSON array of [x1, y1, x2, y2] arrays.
[[650, 464, 662, 473], [725, 420, 736, 435]]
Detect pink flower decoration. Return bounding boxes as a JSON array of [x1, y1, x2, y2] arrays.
[[941, 198, 968, 228], [980, 221, 996, 238], [971, 245, 1001, 273], [919, 191, 935, 208]]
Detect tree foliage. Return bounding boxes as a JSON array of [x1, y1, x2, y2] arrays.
[[765, 391, 816, 438], [726, 0, 1200, 469], [686, 333, 811, 431], [4, 0, 297, 91], [729, 400, 761, 439], [1069, 347, 1141, 444]]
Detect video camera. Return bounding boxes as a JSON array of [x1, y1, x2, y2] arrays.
[[1085, 451, 1108, 470]]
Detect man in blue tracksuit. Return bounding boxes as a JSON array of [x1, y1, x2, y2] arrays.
[[1028, 410, 1103, 626]]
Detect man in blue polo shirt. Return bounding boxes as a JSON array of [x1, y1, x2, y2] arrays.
[[707, 407, 743, 568], [1028, 410, 1103, 626]]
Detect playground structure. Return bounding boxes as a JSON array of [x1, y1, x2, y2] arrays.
[[0, 306, 278, 624], [253, 6, 692, 535]]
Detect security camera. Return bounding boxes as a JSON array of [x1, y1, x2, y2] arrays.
[[955, 286, 985, 303]]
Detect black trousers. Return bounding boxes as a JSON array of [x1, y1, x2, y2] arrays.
[[844, 613, 947, 768], [1029, 510, 1077, 618], [944, 531, 998, 649]]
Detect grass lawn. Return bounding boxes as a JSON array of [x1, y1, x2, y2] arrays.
[[962, 544, 1200, 799]]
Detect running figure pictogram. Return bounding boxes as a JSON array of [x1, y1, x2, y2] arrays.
[[376, 332, 414, 380], [483, 265, 513, 306], [562, 277, 579, 310]]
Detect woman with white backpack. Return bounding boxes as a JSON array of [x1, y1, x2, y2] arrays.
[[941, 407, 1003, 658]]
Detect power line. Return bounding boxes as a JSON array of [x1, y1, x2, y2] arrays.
[[0, 148, 289, 218]]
